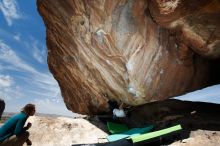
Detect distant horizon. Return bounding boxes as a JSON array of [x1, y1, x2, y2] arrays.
[[1, 111, 83, 118]]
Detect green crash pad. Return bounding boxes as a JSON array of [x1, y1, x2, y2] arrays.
[[107, 125, 154, 142], [107, 122, 129, 134], [130, 124, 182, 143]]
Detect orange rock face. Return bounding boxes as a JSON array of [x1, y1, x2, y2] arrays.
[[37, 0, 220, 114]]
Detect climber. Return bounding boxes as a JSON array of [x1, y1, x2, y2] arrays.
[[0, 103, 36, 146], [112, 101, 133, 126], [112, 102, 126, 118]]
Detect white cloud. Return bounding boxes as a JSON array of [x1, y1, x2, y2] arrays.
[[33, 98, 74, 117], [0, 64, 3, 71], [23, 37, 47, 64], [25, 79, 62, 101], [33, 49, 46, 64], [0, 0, 22, 26], [0, 40, 61, 100], [13, 34, 20, 41], [0, 74, 18, 101], [0, 29, 21, 43], [0, 40, 37, 73], [31, 39, 47, 64], [0, 74, 13, 87], [0, 40, 71, 116]]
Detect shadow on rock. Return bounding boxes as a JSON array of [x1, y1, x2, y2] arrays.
[[128, 99, 220, 131], [126, 99, 220, 144], [73, 99, 220, 146]]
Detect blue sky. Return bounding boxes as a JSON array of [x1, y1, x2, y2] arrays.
[[0, 0, 73, 116]]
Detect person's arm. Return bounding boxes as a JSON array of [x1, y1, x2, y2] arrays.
[[14, 118, 27, 136], [119, 103, 124, 109]]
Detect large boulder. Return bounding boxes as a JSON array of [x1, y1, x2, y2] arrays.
[[37, 0, 220, 115]]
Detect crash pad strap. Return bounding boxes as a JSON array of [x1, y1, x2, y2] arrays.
[[130, 124, 182, 143]]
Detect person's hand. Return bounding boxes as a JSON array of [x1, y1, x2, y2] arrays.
[[26, 122, 32, 129], [26, 139, 32, 145]]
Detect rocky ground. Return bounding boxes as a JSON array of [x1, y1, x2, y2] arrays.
[[27, 115, 220, 146], [1, 102, 220, 146], [26, 116, 108, 146], [170, 130, 220, 146], [0, 113, 108, 146]]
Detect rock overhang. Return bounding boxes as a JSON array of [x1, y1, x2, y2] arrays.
[[37, 0, 220, 115]]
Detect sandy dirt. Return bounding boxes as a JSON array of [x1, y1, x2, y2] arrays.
[[170, 130, 220, 146]]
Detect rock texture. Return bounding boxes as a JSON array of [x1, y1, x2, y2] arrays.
[[149, 0, 220, 58], [26, 116, 108, 146], [37, 0, 220, 114]]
